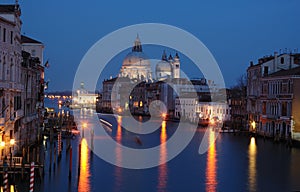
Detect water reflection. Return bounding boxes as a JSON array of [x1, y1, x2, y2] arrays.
[[158, 120, 168, 192], [114, 116, 123, 192], [205, 129, 218, 192], [248, 137, 257, 191], [78, 138, 91, 192]]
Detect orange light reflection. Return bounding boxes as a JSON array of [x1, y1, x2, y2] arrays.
[[78, 138, 91, 192], [114, 116, 123, 191], [158, 120, 168, 192], [205, 129, 218, 192], [248, 137, 257, 191]]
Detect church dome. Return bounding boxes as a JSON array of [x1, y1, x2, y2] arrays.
[[156, 51, 173, 80], [122, 51, 150, 67], [120, 35, 152, 80]]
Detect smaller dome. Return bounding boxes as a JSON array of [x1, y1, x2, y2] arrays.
[[156, 60, 172, 80]]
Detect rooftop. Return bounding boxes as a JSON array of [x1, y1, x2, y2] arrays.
[[268, 66, 300, 77], [0, 5, 15, 13], [21, 35, 43, 44]]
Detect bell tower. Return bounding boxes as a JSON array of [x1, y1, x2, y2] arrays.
[[173, 52, 180, 78]]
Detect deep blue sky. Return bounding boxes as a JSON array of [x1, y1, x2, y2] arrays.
[[15, 0, 300, 91]]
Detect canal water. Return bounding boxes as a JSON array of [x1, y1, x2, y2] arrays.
[[41, 98, 300, 192]]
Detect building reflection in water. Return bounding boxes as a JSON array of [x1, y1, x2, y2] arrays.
[[78, 138, 91, 192], [248, 137, 257, 191], [157, 120, 168, 192], [114, 116, 123, 192], [205, 129, 218, 192]]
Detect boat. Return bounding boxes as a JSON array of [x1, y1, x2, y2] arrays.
[[134, 136, 142, 145]]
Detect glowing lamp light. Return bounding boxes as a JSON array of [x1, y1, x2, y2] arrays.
[[251, 121, 256, 130], [83, 123, 87, 128], [0, 141, 5, 147], [199, 113, 203, 118], [118, 108, 122, 113], [10, 139, 15, 145], [161, 113, 167, 119]]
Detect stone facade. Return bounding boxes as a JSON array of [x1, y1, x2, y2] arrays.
[[247, 52, 300, 140]]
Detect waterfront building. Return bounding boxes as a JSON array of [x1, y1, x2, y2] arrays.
[[119, 35, 181, 81], [247, 51, 300, 140], [20, 50, 45, 147], [175, 96, 230, 123], [0, 3, 45, 157], [97, 35, 225, 120], [72, 82, 98, 108], [228, 86, 247, 130], [0, 4, 23, 157]]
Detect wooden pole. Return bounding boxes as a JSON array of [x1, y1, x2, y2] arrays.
[[3, 163, 8, 192], [68, 146, 72, 180], [77, 142, 81, 176], [29, 162, 35, 192]]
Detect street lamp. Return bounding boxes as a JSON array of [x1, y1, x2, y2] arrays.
[[10, 139, 15, 146]]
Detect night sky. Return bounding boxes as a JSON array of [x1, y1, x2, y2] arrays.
[[14, 0, 300, 91]]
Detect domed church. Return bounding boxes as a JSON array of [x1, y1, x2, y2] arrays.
[[120, 35, 152, 81], [156, 50, 180, 80], [119, 35, 180, 81]]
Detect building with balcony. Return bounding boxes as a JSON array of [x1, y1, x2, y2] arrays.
[[228, 86, 247, 130], [0, 4, 23, 157], [20, 50, 45, 147], [0, 3, 45, 157], [247, 51, 300, 141]]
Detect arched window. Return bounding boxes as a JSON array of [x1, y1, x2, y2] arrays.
[[280, 57, 284, 64]]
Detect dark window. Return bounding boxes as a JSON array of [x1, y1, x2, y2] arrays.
[[3, 28, 6, 42], [281, 57, 284, 64], [10, 31, 13, 44], [282, 102, 287, 116], [13, 96, 21, 110], [262, 102, 266, 115], [9, 130, 13, 139], [264, 66, 269, 76]]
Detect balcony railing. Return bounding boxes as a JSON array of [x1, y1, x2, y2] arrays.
[[14, 109, 24, 120], [266, 114, 279, 119], [0, 82, 10, 89], [22, 113, 38, 124]]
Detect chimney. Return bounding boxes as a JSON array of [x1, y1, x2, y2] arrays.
[[250, 61, 254, 66]]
